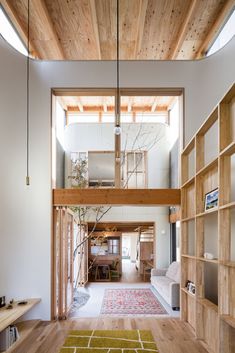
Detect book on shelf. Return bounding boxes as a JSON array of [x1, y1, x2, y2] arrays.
[[0, 325, 19, 351]]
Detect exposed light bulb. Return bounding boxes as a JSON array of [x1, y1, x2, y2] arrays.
[[114, 126, 121, 135]]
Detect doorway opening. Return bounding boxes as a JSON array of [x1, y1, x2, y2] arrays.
[[51, 88, 183, 320]]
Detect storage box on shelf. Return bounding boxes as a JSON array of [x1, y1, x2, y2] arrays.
[[181, 84, 235, 353]]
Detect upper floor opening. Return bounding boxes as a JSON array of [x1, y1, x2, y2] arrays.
[[52, 88, 183, 190]]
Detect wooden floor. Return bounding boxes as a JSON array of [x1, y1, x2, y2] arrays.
[[12, 318, 209, 353], [120, 259, 146, 283]]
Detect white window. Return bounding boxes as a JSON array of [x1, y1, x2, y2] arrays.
[[0, 6, 28, 56], [67, 113, 99, 124], [123, 151, 146, 188], [207, 9, 235, 56], [136, 113, 167, 124]]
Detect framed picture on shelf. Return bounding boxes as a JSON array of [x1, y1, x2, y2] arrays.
[[186, 281, 196, 295], [204, 188, 218, 211]]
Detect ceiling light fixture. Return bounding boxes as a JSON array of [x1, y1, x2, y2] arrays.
[[26, 0, 30, 186]]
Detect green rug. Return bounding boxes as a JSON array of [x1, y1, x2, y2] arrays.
[[59, 330, 158, 353]]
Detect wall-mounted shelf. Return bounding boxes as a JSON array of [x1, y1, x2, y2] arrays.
[[197, 257, 218, 264], [181, 216, 195, 222], [196, 208, 218, 218], [181, 84, 235, 353], [219, 201, 235, 210], [181, 254, 196, 259]]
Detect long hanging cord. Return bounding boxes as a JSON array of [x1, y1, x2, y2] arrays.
[[116, 0, 120, 127], [26, 0, 30, 185]]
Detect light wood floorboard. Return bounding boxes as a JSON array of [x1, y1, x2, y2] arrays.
[[13, 318, 209, 353]]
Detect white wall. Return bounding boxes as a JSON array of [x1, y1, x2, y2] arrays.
[[0, 35, 234, 319]]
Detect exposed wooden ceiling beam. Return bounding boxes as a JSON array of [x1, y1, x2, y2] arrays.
[[1, 0, 39, 58], [77, 101, 84, 113], [151, 100, 158, 113], [195, 0, 235, 59], [67, 105, 168, 113], [134, 0, 148, 59], [103, 102, 108, 113], [89, 0, 101, 60], [168, 0, 197, 60], [33, 0, 65, 60], [53, 188, 181, 206], [88, 221, 154, 233]]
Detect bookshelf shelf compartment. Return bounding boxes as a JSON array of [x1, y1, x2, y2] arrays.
[[221, 315, 235, 329], [197, 257, 218, 264], [181, 254, 196, 259], [220, 318, 235, 353], [196, 157, 218, 178], [197, 298, 218, 312], [181, 176, 195, 189], [196, 208, 218, 218]]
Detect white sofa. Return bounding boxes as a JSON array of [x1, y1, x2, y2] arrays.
[[151, 261, 180, 310]]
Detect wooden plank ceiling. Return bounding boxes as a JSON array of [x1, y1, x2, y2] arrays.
[[1, 0, 234, 60], [59, 95, 174, 113]]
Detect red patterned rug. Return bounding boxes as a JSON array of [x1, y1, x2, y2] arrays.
[[100, 288, 167, 316]]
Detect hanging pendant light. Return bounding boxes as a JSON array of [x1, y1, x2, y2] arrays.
[[114, 0, 121, 187], [114, 0, 121, 136], [26, 0, 30, 185]]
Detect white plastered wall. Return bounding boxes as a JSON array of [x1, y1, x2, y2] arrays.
[[0, 36, 234, 319]]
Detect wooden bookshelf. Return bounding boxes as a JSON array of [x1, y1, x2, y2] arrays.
[[0, 299, 40, 333], [4, 320, 40, 353], [181, 83, 235, 353], [0, 299, 41, 352]]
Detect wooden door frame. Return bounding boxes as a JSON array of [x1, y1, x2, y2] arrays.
[[51, 87, 184, 319]]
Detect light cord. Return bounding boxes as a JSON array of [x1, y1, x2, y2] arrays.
[[26, 0, 30, 185]]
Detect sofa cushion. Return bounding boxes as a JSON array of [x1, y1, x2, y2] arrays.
[[152, 276, 171, 293], [165, 261, 180, 283]]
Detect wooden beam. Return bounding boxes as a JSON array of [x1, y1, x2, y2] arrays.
[[195, 0, 235, 58], [1, 0, 39, 58], [168, 0, 197, 60], [67, 105, 168, 113], [151, 100, 158, 113], [89, 0, 101, 60], [33, 0, 65, 60], [132, 111, 136, 122], [134, 0, 148, 59], [103, 102, 108, 113], [88, 221, 154, 232], [98, 111, 102, 123], [53, 189, 181, 206], [127, 100, 132, 113], [77, 102, 84, 112]]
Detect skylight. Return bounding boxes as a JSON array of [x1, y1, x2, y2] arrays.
[[207, 9, 235, 56], [0, 6, 28, 56]]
